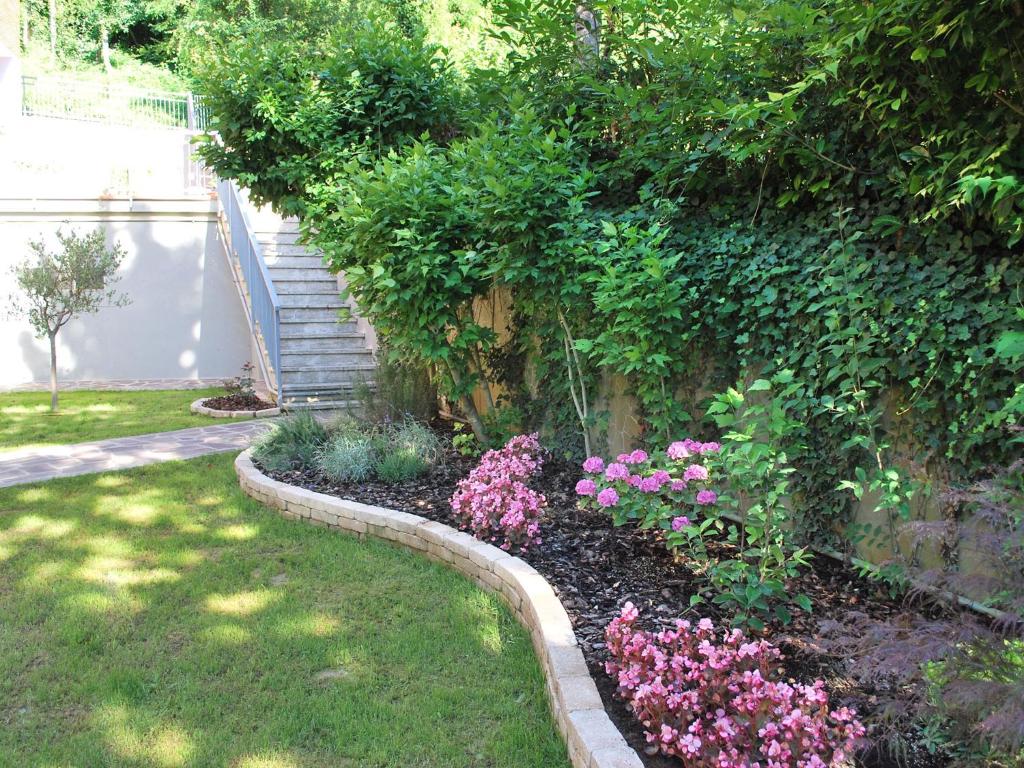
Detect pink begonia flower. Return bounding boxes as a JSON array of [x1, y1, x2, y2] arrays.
[[597, 487, 620, 507], [699, 441, 721, 454], [667, 441, 691, 460], [582, 456, 605, 474], [671, 516, 690, 532], [627, 449, 649, 464], [683, 464, 709, 482], [670, 480, 687, 492], [696, 489, 718, 505], [575, 478, 597, 496], [605, 462, 630, 481]]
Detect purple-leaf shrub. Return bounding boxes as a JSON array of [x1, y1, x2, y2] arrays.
[[450, 433, 546, 551], [606, 604, 865, 767]]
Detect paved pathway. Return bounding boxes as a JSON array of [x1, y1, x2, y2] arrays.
[[0, 421, 272, 488]]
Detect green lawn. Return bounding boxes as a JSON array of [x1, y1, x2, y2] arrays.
[[0, 454, 569, 768], [0, 389, 223, 452]]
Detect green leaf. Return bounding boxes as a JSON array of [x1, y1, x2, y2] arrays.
[[794, 594, 813, 612]]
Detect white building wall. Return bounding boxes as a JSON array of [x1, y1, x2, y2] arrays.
[[0, 198, 253, 389]]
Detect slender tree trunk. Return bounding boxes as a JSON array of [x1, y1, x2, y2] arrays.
[[446, 360, 488, 444], [100, 24, 111, 74], [48, 332, 59, 412], [48, 0, 57, 59], [22, 9, 29, 50]]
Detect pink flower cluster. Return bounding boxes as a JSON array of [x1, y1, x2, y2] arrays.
[[605, 604, 865, 768], [450, 434, 546, 552]]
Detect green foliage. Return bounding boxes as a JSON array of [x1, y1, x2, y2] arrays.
[[195, 22, 456, 214], [375, 451, 429, 483], [316, 433, 379, 483], [314, 417, 441, 483], [251, 411, 329, 472], [352, 353, 437, 425], [701, 377, 812, 629]]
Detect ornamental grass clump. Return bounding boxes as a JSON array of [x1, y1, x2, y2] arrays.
[[450, 433, 546, 552], [605, 603, 865, 767]]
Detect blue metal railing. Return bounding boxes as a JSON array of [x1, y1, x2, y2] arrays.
[[216, 179, 283, 403]]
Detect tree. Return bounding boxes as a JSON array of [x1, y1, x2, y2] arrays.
[[8, 228, 130, 412]]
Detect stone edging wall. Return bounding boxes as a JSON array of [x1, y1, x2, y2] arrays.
[[235, 450, 642, 768], [192, 398, 281, 419]]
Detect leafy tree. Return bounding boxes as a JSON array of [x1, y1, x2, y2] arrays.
[[8, 228, 130, 412]]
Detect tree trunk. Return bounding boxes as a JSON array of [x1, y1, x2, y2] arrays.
[[574, 4, 600, 68], [48, 0, 57, 59], [446, 360, 488, 444], [22, 8, 29, 50], [100, 24, 111, 74], [48, 332, 59, 412]]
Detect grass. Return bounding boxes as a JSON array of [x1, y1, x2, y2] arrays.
[[0, 389, 223, 453], [0, 454, 570, 768], [21, 41, 191, 92]]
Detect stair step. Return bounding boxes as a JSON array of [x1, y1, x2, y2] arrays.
[[255, 231, 302, 245], [282, 399, 363, 412], [282, 367, 376, 386], [280, 319, 361, 334], [281, 350, 374, 367], [262, 245, 317, 259], [275, 280, 339, 296], [282, 381, 375, 398], [270, 268, 336, 281], [280, 308, 350, 323], [280, 334, 367, 352], [278, 293, 346, 309]]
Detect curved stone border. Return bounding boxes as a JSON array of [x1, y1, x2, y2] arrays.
[[235, 450, 642, 768], [192, 398, 280, 419]]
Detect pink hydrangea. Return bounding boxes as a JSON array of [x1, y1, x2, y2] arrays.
[[582, 456, 605, 474], [698, 441, 721, 454], [628, 474, 643, 488], [605, 462, 630, 481], [627, 449, 649, 464], [670, 479, 687, 492], [597, 487, 620, 507], [671, 516, 690, 531], [683, 464, 710, 482], [450, 433, 546, 551], [667, 441, 692, 460], [640, 476, 662, 493], [696, 489, 718, 506], [605, 605, 865, 768], [576, 478, 597, 496]]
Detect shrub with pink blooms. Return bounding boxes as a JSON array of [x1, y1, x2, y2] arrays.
[[450, 433, 547, 551], [605, 603, 865, 767]]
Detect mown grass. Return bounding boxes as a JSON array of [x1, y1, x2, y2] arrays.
[[0, 389, 222, 452], [0, 453, 570, 768]]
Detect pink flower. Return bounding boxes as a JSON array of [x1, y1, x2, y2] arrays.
[[670, 480, 687, 492], [652, 469, 671, 484], [671, 516, 690, 532], [575, 478, 597, 496], [683, 464, 709, 482], [640, 476, 661, 493], [696, 489, 718, 506], [582, 456, 605, 474], [597, 487, 620, 507], [627, 449, 649, 464], [667, 441, 691, 460], [605, 462, 630, 481], [699, 441, 721, 454], [628, 474, 643, 488], [616, 453, 631, 463]]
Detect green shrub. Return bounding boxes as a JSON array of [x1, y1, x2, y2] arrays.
[[316, 434, 380, 483], [352, 353, 438, 425], [387, 419, 443, 466], [374, 451, 430, 483], [251, 411, 328, 472]]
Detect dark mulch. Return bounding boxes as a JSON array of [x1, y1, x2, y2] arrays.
[[202, 394, 276, 412], [261, 437, 950, 768]]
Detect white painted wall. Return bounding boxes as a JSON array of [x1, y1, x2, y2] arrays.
[[0, 198, 253, 388]]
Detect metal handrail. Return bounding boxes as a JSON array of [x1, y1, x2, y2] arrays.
[[216, 179, 283, 403], [21, 76, 209, 131]]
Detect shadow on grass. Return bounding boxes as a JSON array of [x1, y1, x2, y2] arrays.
[[0, 454, 569, 768]]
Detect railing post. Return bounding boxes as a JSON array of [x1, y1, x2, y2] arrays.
[[186, 93, 195, 131]]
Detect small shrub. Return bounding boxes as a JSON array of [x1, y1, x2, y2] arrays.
[[223, 361, 256, 399], [316, 434, 379, 483], [450, 434, 546, 551], [387, 419, 443, 466], [251, 411, 329, 472], [605, 603, 865, 767], [375, 451, 429, 483], [352, 354, 437, 425]]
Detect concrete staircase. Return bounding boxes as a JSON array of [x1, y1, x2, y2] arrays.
[[245, 205, 376, 411]]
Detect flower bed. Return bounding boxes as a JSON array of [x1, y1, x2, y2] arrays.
[[191, 395, 280, 419], [254, 429, 956, 768]]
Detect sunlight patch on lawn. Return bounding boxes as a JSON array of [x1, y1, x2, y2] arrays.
[[0, 515, 76, 542], [95, 704, 196, 767], [202, 622, 252, 645], [216, 523, 259, 540], [78, 555, 180, 587], [233, 753, 303, 768], [206, 590, 276, 616], [276, 612, 340, 639]]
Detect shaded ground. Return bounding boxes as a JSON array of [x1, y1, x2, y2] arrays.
[[0, 389, 221, 452], [0, 453, 569, 768]]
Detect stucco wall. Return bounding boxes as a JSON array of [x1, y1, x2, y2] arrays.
[[0, 198, 253, 388]]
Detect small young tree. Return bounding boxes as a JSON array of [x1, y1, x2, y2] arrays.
[[8, 228, 130, 412]]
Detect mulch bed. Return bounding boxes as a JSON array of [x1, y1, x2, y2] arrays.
[[260, 435, 950, 768], [202, 394, 276, 411]]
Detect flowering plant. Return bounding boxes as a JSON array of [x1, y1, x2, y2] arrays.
[[450, 433, 546, 551], [605, 603, 865, 767]]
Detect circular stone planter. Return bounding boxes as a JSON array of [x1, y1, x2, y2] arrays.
[[191, 398, 280, 419], [234, 450, 642, 768]]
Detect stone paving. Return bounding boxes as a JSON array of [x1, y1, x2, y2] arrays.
[[0, 420, 272, 488]]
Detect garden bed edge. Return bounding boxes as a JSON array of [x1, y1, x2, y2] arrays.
[[192, 398, 281, 419], [234, 449, 643, 768]]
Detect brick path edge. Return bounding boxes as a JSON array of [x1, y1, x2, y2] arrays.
[[235, 449, 643, 768], [191, 398, 281, 419]]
